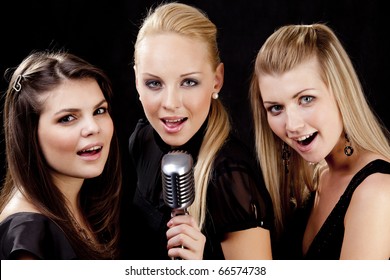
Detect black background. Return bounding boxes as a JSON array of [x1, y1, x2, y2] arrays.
[[0, 0, 388, 183]]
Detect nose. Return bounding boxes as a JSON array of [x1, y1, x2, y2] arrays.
[[285, 107, 304, 133], [162, 87, 181, 110], [81, 117, 100, 137]]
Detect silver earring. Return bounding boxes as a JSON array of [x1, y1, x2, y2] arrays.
[[212, 92, 219, 99], [344, 133, 354, 156]]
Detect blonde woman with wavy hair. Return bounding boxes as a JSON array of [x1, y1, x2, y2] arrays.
[[126, 2, 274, 260], [250, 23, 390, 259]]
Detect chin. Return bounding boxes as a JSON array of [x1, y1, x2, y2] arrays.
[[83, 168, 106, 179], [302, 155, 323, 165], [162, 136, 189, 148]]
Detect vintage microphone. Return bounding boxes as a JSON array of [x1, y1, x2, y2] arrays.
[[161, 150, 195, 259], [161, 150, 195, 217]]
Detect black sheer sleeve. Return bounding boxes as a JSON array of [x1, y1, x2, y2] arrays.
[[206, 136, 273, 238]]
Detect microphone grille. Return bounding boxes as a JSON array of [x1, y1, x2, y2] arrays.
[[161, 151, 195, 210]]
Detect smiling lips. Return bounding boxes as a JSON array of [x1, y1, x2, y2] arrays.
[[77, 145, 102, 156], [296, 132, 318, 146], [162, 117, 188, 133], [292, 132, 318, 153], [164, 117, 187, 126]]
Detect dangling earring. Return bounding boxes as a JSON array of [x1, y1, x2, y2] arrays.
[[212, 92, 219, 99], [344, 133, 354, 156], [282, 142, 291, 174]]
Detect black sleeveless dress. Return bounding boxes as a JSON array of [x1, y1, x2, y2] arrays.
[[281, 159, 390, 259]]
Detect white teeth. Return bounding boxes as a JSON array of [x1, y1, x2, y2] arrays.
[[297, 133, 314, 142], [81, 146, 101, 153], [165, 118, 184, 123]]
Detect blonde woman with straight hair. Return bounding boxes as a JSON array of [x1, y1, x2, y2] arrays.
[[125, 2, 274, 260], [250, 23, 390, 259]]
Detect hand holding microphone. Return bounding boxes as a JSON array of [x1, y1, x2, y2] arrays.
[[162, 151, 205, 259]]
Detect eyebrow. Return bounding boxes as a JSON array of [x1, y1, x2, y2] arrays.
[[141, 71, 202, 78], [54, 99, 108, 116], [180, 72, 202, 77], [263, 88, 314, 104]]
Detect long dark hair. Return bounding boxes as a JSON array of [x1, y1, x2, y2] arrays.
[[1, 51, 122, 259]]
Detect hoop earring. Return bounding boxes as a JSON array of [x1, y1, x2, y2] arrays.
[[212, 92, 219, 99], [282, 142, 291, 174], [344, 133, 354, 156]]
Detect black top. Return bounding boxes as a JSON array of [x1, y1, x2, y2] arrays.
[[123, 118, 274, 259], [0, 212, 77, 259], [281, 159, 390, 260]]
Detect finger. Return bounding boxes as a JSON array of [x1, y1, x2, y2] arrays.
[[166, 228, 206, 259], [166, 222, 203, 241], [167, 214, 199, 230], [167, 236, 205, 260], [168, 246, 203, 260]]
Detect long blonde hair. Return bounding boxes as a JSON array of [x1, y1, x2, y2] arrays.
[[250, 23, 390, 234], [134, 2, 230, 229]]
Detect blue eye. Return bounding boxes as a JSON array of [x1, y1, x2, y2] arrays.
[[301, 96, 314, 104], [182, 79, 198, 87], [267, 104, 283, 115], [145, 80, 162, 89]]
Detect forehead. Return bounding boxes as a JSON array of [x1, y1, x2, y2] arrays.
[[39, 79, 104, 113], [136, 33, 210, 69], [258, 59, 326, 99]]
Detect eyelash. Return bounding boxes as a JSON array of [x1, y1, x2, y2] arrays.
[[301, 96, 313, 104], [266, 96, 314, 115], [182, 79, 198, 87], [58, 107, 108, 124], [267, 105, 283, 115], [145, 80, 161, 89], [144, 78, 199, 89], [58, 115, 76, 123], [95, 107, 108, 115]]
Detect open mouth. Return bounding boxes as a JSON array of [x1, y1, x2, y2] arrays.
[[163, 117, 188, 128], [77, 146, 102, 156], [296, 132, 317, 146]]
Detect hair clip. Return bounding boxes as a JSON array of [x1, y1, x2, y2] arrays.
[[12, 75, 23, 92]]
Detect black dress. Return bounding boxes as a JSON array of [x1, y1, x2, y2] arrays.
[[282, 159, 390, 259], [0, 212, 77, 259], [122, 118, 274, 259]]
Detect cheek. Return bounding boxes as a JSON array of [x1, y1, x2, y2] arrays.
[[267, 115, 285, 137], [316, 101, 342, 128], [139, 94, 159, 114], [103, 118, 114, 139], [39, 133, 76, 171], [185, 94, 211, 117], [40, 131, 76, 156], [199, 95, 212, 111], [38, 123, 76, 159]]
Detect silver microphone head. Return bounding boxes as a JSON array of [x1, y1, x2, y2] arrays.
[[161, 151, 195, 211]]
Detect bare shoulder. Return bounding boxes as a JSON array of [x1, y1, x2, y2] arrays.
[[352, 172, 390, 208], [0, 190, 40, 222], [344, 170, 390, 258]]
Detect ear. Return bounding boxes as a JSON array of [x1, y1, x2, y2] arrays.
[[213, 62, 224, 93]]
